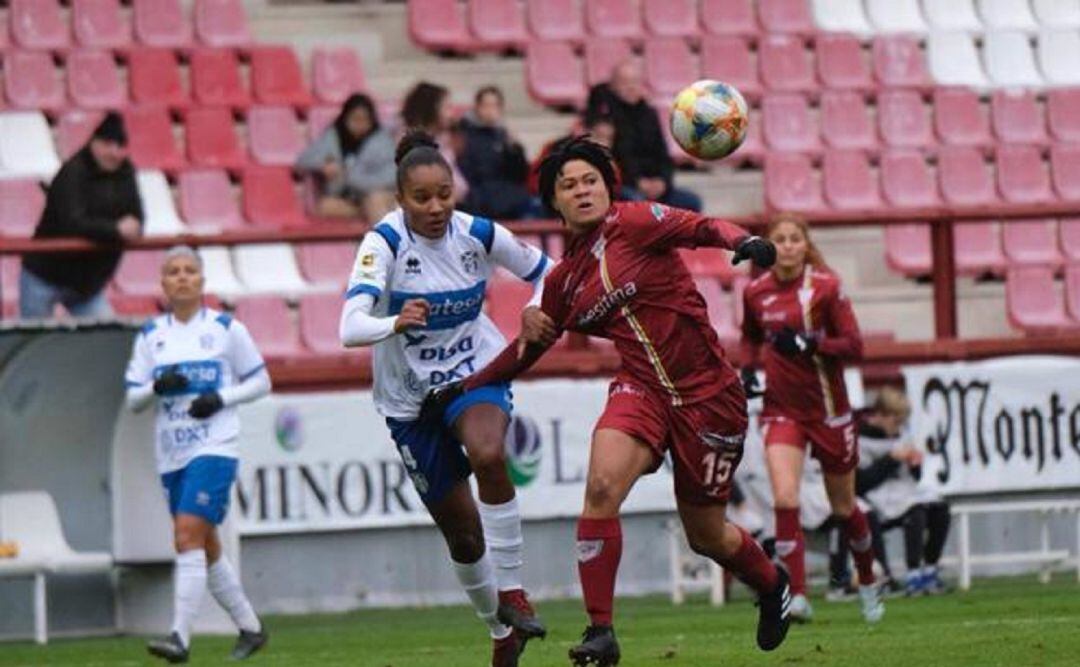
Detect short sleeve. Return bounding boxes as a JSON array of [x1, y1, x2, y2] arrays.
[[124, 328, 155, 387], [345, 230, 395, 302], [489, 222, 550, 282], [228, 321, 268, 382]]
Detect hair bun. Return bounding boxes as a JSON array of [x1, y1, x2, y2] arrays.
[[395, 130, 440, 166]]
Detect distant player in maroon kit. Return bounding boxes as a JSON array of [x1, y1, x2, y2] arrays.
[[740, 213, 884, 624], [422, 137, 792, 666]]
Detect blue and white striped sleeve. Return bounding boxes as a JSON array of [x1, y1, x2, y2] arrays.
[[344, 228, 394, 302]]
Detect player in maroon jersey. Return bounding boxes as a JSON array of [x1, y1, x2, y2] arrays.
[[740, 213, 884, 625], [422, 137, 792, 666]]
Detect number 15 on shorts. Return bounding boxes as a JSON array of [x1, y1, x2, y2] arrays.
[[702, 450, 737, 488]]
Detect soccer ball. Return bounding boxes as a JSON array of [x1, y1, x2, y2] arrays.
[[670, 80, 749, 161]]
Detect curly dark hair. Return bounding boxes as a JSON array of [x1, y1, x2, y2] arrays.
[[400, 81, 449, 132], [536, 135, 619, 218], [394, 129, 451, 191]]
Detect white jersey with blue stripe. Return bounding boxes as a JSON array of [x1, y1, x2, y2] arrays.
[[124, 308, 267, 474], [346, 209, 549, 420]]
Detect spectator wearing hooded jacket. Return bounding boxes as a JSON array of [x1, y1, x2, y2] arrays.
[[458, 86, 534, 220]]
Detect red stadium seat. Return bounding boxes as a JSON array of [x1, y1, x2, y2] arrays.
[[643, 38, 698, 98], [527, 0, 586, 43], [996, 145, 1053, 204], [114, 250, 167, 296], [990, 90, 1048, 146], [128, 48, 189, 110], [178, 168, 245, 231], [190, 48, 250, 109], [73, 0, 131, 50], [1062, 219, 1080, 261], [469, 0, 529, 51], [243, 166, 307, 228], [701, 36, 761, 100], [10, 0, 70, 51], [194, 0, 252, 48], [486, 276, 535, 341], [300, 293, 351, 355], [306, 105, 339, 140], [584, 0, 644, 41], [3, 51, 65, 112], [877, 90, 934, 151], [584, 38, 633, 87], [234, 296, 304, 358], [955, 221, 1007, 276], [1051, 144, 1080, 201], [939, 146, 998, 206], [185, 107, 247, 172], [693, 276, 738, 341], [408, 0, 473, 53], [312, 48, 368, 105], [1, 258, 20, 319], [933, 88, 993, 150], [884, 224, 932, 278], [133, 0, 193, 49], [526, 40, 587, 108], [823, 150, 882, 210], [872, 36, 931, 88], [66, 49, 126, 110], [701, 0, 759, 37], [123, 106, 186, 172], [56, 110, 104, 159], [248, 106, 304, 167], [1005, 266, 1071, 332], [761, 93, 820, 153], [680, 247, 736, 285], [764, 152, 824, 212], [1046, 88, 1080, 143], [820, 91, 876, 151], [816, 34, 872, 91], [759, 35, 816, 93], [250, 46, 312, 107], [729, 108, 764, 165], [881, 150, 939, 207], [1002, 219, 1063, 268], [757, 0, 816, 34], [643, 0, 699, 38], [297, 242, 356, 287], [0, 179, 46, 238], [1066, 263, 1080, 323]]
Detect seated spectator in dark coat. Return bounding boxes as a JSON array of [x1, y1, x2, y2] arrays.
[[20, 112, 143, 319], [528, 111, 616, 197], [458, 86, 534, 219], [585, 59, 702, 212]]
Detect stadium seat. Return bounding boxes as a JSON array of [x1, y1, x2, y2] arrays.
[[178, 169, 245, 232], [300, 292, 350, 355], [939, 146, 998, 205], [55, 110, 103, 160], [199, 245, 246, 298], [872, 35, 932, 88], [865, 0, 928, 33], [10, 0, 70, 51], [810, 0, 873, 35], [759, 35, 816, 93], [73, 0, 130, 50], [250, 46, 312, 107], [680, 247, 736, 286], [408, 0, 473, 53], [0, 179, 46, 238], [983, 31, 1043, 87], [234, 244, 311, 295], [693, 276, 738, 341], [819, 91, 876, 151], [1037, 30, 1080, 86], [128, 48, 188, 110], [190, 48, 250, 109], [233, 296, 304, 357], [955, 221, 1008, 276], [194, 0, 252, 48], [922, 0, 982, 31], [584, 38, 633, 87], [642, 0, 698, 38], [700, 36, 761, 100], [1002, 219, 1062, 267], [1067, 263, 1080, 321], [469, 0, 529, 50], [243, 166, 307, 228], [527, 0, 586, 43], [1, 258, 19, 318], [66, 50, 126, 110], [123, 106, 186, 172], [878, 90, 935, 151], [978, 0, 1039, 31], [643, 38, 698, 98], [1033, 0, 1080, 28], [312, 48, 368, 105], [700, 0, 759, 36], [1005, 265, 1071, 331], [816, 34, 872, 91], [185, 107, 246, 172], [526, 41, 587, 108], [296, 242, 356, 288], [136, 170, 187, 235], [3, 51, 65, 113], [996, 145, 1053, 203], [990, 90, 1048, 145], [762, 93, 820, 153], [114, 250, 167, 296], [306, 105, 339, 140], [757, 0, 816, 34], [133, 0, 193, 49], [823, 150, 882, 210], [584, 0, 644, 41], [486, 276, 536, 342], [0, 113, 61, 181], [1050, 144, 1080, 201], [764, 152, 824, 212], [927, 32, 990, 87], [881, 150, 940, 207], [933, 88, 993, 150], [884, 224, 933, 277], [248, 106, 304, 167], [1063, 219, 1080, 261]]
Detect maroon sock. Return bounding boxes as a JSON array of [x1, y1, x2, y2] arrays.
[[845, 506, 876, 585], [576, 517, 622, 626], [774, 507, 806, 595], [720, 525, 779, 594]]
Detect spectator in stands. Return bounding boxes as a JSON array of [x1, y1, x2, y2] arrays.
[[458, 86, 534, 219], [296, 93, 396, 222], [585, 60, 702, 211], [528, 111, 616, 197], [400, 81, 468, 204], [20, 112, 143, 319]]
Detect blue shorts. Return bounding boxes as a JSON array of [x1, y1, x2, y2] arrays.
[[160, 455, 238, 525], [387, 383, 512, 508]]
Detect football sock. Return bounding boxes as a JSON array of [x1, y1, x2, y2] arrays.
[[774, 507, 806, 595], [478, 497, 524, 592], [718, 524, 780, 594], [172, 549, 208, 648], [207, 556, 261, 634], [844, 506, 877, 585], [576, 517, 622, 626], [451, 552, 511, 639]]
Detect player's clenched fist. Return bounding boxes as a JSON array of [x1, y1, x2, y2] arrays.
[[394, 298, 429, 333]]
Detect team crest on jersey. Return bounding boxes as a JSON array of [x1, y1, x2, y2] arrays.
[[650, 203, 668, 222], [460, 250, 480, 275], [199, 333, 214, 350], [590, 236, 606, 259], [405, 256, 422, 276]]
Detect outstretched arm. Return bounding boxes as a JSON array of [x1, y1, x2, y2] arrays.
[[621, 202, 775, 267]]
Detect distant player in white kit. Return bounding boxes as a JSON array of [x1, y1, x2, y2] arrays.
[[124, 246, 271, 663], [340, 131, 552, 666]]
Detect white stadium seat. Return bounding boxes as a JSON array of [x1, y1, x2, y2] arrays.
[[233, 244, 312, 295], [866, 0, 929, 33], [978, 0, 1039, 31], [1038, 29, 1080, 86], [811, 0, 873, 35], [136, 170, 188, 236], [1032, 0, 1080, 28], [0, 113, 61, 181], [928, 31, 990, 87], [199, 246, 247, 298], [984, 31, 1044, 87], [923, 0, 982, 31]]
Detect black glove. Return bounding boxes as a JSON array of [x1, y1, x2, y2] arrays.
[[772, 326, 818, 357], [153, 366, 189, 395], [419, 381, 466, 425], [188, 392, 224, 419], [732, 236, 776, 268], [740, 366, 763, 399]]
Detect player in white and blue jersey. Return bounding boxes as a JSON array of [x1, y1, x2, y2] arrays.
[[340, 131, 553, 666], [124, 246, 271, 664]]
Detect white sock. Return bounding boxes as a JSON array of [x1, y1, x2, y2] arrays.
[[451, 552, 511, 639], [207, 556, 261, 633], [172, 549, 208, 648], [478, 497, 525, 592]]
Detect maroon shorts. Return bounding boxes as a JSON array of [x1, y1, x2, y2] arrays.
[[594, 379, 748, 505], [762, 414, 858, 474]]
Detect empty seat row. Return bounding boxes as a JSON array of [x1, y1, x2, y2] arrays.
[[1005, 264, 1080, 333], [814, 0, 1080, 35], [928, 29, 1080, 88]]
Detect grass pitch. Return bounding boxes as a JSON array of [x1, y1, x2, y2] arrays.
[[2, 576, 1077, 666]]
